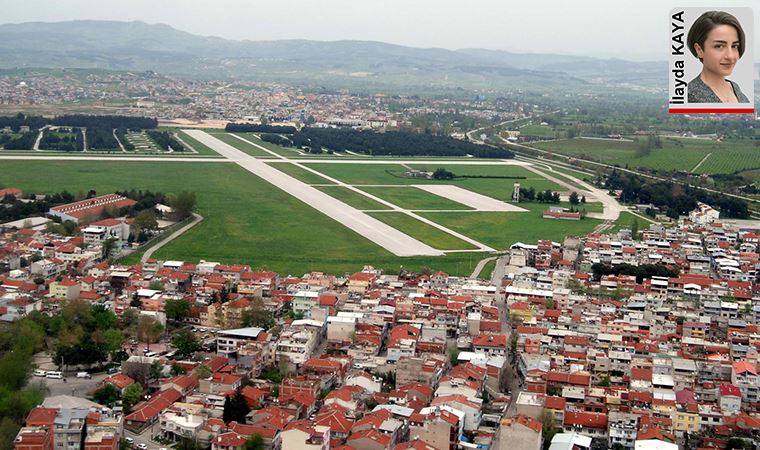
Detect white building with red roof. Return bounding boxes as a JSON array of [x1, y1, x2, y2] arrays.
[[48, 194, 137, 224]]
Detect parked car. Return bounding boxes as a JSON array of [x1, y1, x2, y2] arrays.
[[136, 444, 148, 450], [76, 372, 91, 379], [125, 437, 134, 444], [45, 371, 63, 379], [33, 369, 46, 377], [106, 367, 119, 375]]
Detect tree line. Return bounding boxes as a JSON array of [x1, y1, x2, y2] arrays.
[[0, 113, 157, 132], [146, 131, 185, 152], [39, 128, 84, 152], [606, 169, 750, 219], [225, 123, 297, 133], [303, 128, 514, 158], [115, 128, 135, 151], [87, 127, 118, 150]]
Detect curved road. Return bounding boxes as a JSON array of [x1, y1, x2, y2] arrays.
[[140, 213, 203, 263]]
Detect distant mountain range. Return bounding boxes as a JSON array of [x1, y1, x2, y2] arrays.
[[0, 20, 665, 92]]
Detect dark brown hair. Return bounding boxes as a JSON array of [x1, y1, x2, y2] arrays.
[[687, 10, 746, 61]]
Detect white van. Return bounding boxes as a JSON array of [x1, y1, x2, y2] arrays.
[[76, 372, 91, 379], [46, 371, 63, 379], [33, 369, 46, 377]]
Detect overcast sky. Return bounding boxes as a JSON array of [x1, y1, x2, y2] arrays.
[[1, 0, 758, 61]]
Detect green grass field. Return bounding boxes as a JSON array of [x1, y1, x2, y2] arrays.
[[0, 160, 498, 275], [177, 131, 220, 156], [207, 132, 278, 158], [314, 186, 391, 210], [360, 186, 473, 210], [368, 212, 478, 250], [419, 202, 602, 249], [234, 133, 303, 158], [478, 259, 496, 280], [268, 162, 336, 184], [519, 124, 557, 139]]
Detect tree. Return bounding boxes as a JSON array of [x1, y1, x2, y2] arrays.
[[540, 409, 557, 450], [223, 388, 251, 424], [194, 364, 212, 380], [149, 360, 163, 381], [569, 191, 580, 205], [240, 298, 275, 329], [581, 195, 586, 203], [448, 346, 460, 367], [631, 218, 640, 240], [168, 191, 196, 220], [101, 238, 118, 260], [100, 329, 125, 360], [121, 383, 142, 413], [92, 384, 119, 406], [170, 364, 187, 376], [133, 211, 158, 234], [243, 434, 264, 450], [165, 299, 191, 323], [136, 316, 164, 351], [171, 329, 201, 359]]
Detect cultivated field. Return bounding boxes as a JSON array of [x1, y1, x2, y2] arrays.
[[532, 136, 760, 175]]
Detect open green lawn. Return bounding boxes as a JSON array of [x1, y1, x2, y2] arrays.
[[207, 132, 277, 158], [0, 160, 497, 275], [359, 186, 473, 210], [368, 212, 478, 250], [519, 124, 557, 139], [478, 259, 496, 280], [304, 163, 564, 198], [234, 133, 303, 158], [268, 162, 336, 184], [532, 136, 760, 175], [314, 186, 391, 210], [419, 202, 602, 250], [176, 131, 220, 156]]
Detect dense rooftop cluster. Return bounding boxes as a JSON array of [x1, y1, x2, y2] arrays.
[[4, 201, 760, 450]]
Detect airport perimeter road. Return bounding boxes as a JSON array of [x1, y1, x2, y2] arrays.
[[184, 130, 446, 257]]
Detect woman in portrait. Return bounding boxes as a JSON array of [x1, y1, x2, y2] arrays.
[[687, 10, 749, 103]]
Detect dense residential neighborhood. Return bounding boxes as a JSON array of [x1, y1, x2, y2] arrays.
[[3, 198, 760, 450]]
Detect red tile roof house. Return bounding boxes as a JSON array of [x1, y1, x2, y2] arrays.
[[245, 407, 295, 446], [351, 408, 403, 445], [314, 403, 355, 440], [472, 334, 507, 357], [345, 428, 392, 450], [431, 394, 483, 432], [124, 388, 182, 433], [324, 386, 367, 414], [563, 411, 609, 440]]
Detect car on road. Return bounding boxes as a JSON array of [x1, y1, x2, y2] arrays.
[[33, 369, 46, 377], [76, 372, 91, 379], [46, 371, 63, 379], [125, 437, 134, 444], [106, 367, 119, 374], [136, 444, 148, 450]]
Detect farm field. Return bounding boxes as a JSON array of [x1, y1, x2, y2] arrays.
[[518, 124, 557, 139], [532, 136, 760, 175]]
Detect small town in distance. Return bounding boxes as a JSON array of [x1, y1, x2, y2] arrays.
[[2, 5, 760, 450]]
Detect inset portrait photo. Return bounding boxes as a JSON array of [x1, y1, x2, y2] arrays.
[[669, 7, 754, 114]]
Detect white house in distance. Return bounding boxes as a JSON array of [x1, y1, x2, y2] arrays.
[[689, 202, 719, 225], [82, 218, 131, 244]]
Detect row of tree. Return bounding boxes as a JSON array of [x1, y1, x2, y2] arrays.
[[87, 127, 118, 150], [0, 113, 157, 132], [606, 169, 750, 219], [260, 133, 292, 147], [147, 131, 185, 152], [225, 123, 297, 133], [39, 128, 84, 152], [519, 187, 561, 203], [1, 131, 36, 150], [296, 128, 515, 158]]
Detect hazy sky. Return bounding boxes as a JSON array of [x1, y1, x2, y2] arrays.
[[1, 0, 758, 61]]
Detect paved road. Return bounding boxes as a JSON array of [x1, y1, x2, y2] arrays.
[[184, 130, 447, 257], [141, 213, 203, 263], [469, 256, 498, 279]]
